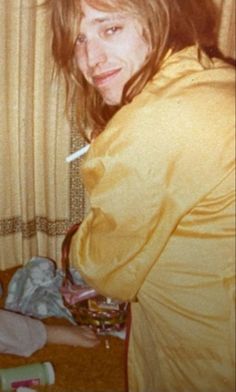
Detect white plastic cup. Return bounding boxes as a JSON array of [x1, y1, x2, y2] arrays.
[[0, 362, 55, 391]]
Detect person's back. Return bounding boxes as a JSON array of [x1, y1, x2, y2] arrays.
[[117, 46, 235, 392]]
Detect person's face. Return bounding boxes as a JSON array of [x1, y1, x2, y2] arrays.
[[74, 0, 150, 105]]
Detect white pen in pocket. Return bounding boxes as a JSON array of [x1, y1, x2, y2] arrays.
[[65, 144, 90, 163]]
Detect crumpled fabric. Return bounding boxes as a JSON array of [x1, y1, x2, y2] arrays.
[[4, 257, 126, 339], [4, 257, 84, 324]]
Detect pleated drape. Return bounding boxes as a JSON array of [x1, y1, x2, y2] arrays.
[[215, 0, 235, 58], [0, 0, 85, 269], [0, 0, 235, 270]]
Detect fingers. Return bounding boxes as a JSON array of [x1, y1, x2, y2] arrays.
[[72, 326, 100, 348]]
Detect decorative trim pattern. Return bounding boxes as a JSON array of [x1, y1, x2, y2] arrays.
[[69, 105, 86, 224], [0, 216, 71, 238]]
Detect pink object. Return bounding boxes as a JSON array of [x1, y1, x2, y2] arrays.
[[61, 284, 97, 305]]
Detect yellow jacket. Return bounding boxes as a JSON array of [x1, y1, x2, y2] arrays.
[[70, 46, 235, 392]]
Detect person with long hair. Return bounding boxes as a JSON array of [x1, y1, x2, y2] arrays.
[[44, 1, 235, 391]]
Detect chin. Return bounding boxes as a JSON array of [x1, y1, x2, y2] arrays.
[[103, 94, 122, 106], [105, 100, 120, 106], [99, 86, 123, 106]]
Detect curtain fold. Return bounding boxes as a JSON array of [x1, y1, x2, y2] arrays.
[[215, 0, 235, 58], [0, 0, 85, 269], [0, 0, 235, 270]]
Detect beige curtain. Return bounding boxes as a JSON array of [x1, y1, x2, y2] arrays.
[[0, 0, 85, 269], [0, 0, 235, 270], [215, 0, 235, 58]]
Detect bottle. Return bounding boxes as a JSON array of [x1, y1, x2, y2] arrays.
[[0, 362, 55, 391]]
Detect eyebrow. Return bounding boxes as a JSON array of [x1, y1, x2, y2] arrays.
[[94, 17, 114, 23], [83, 15, 125, 25]]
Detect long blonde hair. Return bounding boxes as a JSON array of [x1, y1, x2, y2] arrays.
[[44, 0, 218, 137]]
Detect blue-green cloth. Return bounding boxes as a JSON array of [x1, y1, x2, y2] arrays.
[[4, 257, 83, 324]]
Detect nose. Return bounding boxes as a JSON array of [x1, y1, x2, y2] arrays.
[[86, 39, 107, 68]]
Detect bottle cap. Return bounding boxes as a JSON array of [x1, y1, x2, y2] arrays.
[[44, 362, 55, 385]]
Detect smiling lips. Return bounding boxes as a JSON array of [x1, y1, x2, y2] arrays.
[[92, 68, 122, 87]]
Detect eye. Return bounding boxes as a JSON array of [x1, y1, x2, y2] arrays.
[[75, 33, 87, 45], [104, 25, 122, 36]]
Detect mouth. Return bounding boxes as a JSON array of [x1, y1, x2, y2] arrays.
[[92, 68, 122, 87]]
